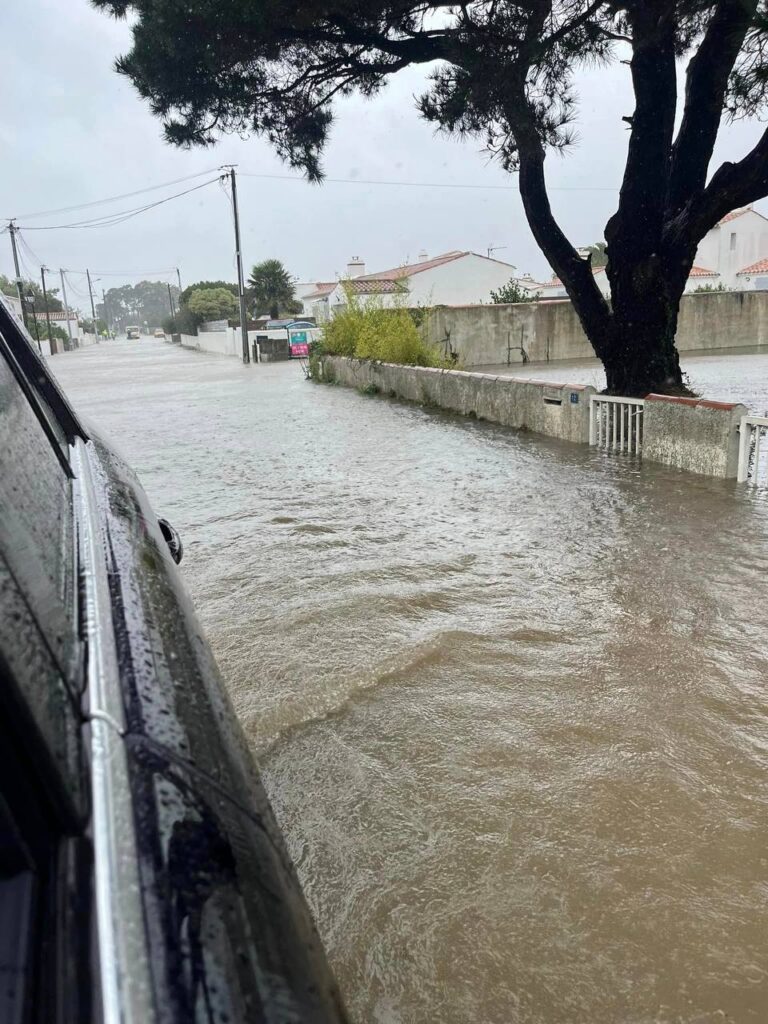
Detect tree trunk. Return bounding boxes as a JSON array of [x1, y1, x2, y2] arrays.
[[601, 303, 684, 396], [600, 243, 691, 396]]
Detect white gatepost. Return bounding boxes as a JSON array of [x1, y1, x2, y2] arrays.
[[737, 415, 768, 484]]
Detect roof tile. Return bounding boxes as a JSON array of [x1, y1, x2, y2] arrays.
[[737, 257, 768, 275], [359, 251, 470, 281], [688, 265, 718, 277]]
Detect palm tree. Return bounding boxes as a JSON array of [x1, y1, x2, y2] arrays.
[[247, 259, 298, 319]]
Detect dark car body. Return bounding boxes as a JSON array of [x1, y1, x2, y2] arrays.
[[0, 298, 347, 1023]]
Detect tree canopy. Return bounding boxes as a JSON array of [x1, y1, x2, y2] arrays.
[[0, 274, 63, 312], [247, 259, 300, 319], [186, 287, 239, 322], [96, 0, 768, 393], [178, 279, 238, 308], [103, 279, 179, 332]]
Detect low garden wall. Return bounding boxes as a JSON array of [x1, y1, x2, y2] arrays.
[[320, 356, 746, 479]]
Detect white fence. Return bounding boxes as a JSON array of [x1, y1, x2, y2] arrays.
[[737, 415, 768, 485], [589, 395, 645, 454]]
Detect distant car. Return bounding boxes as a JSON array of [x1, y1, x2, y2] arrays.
[[0, 297, 347, 1024], [126, 325, 141, 339], [154, 328, 165, 338]]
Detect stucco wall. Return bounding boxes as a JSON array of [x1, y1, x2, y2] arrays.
[[643, 396, 747, 478], [321, 357, 746, 478], [425, 290, 768, 367], [322, 356, 596, 444]]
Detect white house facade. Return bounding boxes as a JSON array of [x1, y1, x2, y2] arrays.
[[326, 250, 518, 314], [298, 281, 336, 321], [534, 207, 768, 301], [694, 207, 768, 288]]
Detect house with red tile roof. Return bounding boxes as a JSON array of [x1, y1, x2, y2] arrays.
[[695, 206, 768, 289], [297, 281, 337, 321], [537, 260, 724, 300], [321, 251, 519, 316]]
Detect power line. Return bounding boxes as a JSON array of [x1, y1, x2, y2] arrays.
[[238, 170, 618, 192], [6, 168, 221, 222], [17, 232, 46, 268], [19, 177, 222, 232]]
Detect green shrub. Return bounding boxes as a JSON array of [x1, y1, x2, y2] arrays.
[[321, 296, 447, 367]]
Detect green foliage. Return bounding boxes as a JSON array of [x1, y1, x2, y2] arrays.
[[81, 317, 109, 336], [247, 259, 299, 319], [187, 287, 239, 322], [692, 282, 730, 293], [322, 298, 447, 368], [93, 2, 768, 180], [490, 278, 540, 304], [0, 274, 63, 312], [103, 279, 179, 332], [178, 280, 237, 308], [31, 318, 68, 344]]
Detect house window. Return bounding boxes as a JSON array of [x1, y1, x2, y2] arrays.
[[730, 232, 737, 252]]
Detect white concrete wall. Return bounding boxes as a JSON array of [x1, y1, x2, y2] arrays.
[[179, 328, 239, 357]]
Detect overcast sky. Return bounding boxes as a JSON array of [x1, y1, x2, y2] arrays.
[[2, 0, 767, 306]]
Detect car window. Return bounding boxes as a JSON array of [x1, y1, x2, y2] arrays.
[[0, 347, 79, 695]]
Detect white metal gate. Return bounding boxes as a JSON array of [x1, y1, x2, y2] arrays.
[[737, 415, 768, 485], [589, 396, 645, 454]]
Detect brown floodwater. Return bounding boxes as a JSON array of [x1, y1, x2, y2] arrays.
[[53, 340, 768, 1023]]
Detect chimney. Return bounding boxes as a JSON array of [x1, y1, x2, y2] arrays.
[[346, 256, 366, 278], [417, 249, 429, 262]]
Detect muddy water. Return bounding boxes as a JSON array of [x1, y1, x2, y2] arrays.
[[53, 340, 768, 1023]]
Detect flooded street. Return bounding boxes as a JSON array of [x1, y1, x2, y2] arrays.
[[53, 340, 768, 1024], [486, 347, 768, 412]]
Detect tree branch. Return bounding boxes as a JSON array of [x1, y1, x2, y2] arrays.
[[504, 95, 611, 351], [608, 3, 677, 259], [683, 127, 768, 240], [540, 0, 608, 50], [668, 0, 758, 215]]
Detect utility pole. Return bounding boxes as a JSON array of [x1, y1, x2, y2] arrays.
[[223, 166, 251, 364], [176, 267, 182, 294], [8, 222, 29, 328], [167, 282, 176, 320], [41, 266, 56, 355], [86, 269, 99, 342], [28, 297, 42, 355], [59, 270, 74, 350], [101, 289, 111, 339]]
